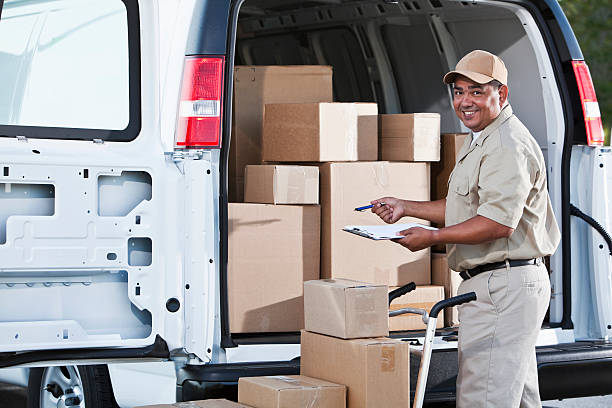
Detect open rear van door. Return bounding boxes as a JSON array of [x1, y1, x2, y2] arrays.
[[0, 0, 217, 366]]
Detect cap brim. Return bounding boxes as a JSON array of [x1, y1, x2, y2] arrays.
[[443, 70, 495, 85]]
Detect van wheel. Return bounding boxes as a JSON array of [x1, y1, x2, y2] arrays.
[[27, 365, 118, 408]]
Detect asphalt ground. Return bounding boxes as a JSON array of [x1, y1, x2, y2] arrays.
[[2, 382, 612, 407]]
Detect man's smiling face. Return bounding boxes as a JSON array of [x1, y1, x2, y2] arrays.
[[452, 77, 508, 132]]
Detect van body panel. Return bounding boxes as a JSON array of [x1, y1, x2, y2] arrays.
[[186, 0, 232, 55], [0, 0, 215, 363]]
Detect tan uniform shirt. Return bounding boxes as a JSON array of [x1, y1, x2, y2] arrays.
[[445, 104, 560, 272]]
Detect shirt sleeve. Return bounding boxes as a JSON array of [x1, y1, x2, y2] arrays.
[[476, 146, 535, 228]]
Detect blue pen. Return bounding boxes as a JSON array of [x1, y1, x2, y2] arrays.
[[354, 202, 385, 212]]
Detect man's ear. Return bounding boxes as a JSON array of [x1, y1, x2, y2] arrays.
[[498, 85, 509, 107]]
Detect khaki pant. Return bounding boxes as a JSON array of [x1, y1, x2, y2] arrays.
[[456, 261, 550, 408]]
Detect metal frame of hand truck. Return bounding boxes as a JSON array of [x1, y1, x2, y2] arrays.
[[388, 283, 477, 408]]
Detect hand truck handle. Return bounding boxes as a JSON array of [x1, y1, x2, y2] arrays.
[[429, 292, 477, 318], [388, 282, 416, 305]]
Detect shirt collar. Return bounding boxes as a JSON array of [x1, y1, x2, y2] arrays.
[[473, 104, 513, 147]]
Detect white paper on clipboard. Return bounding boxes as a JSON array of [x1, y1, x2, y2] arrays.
[[342, 223, 437, 240]]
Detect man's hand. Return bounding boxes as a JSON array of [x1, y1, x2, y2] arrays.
[[371, 197, 406, 224], [392, 227, 436, 251]]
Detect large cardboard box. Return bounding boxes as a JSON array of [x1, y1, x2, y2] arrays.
[[320, 162, 431, 286], [430, 133, 469, 201], [388, 285, 445, 331], [231, 66, 333, 202], [228, 204, 320, 333], [304, 279, 388, 339], [244, 165, 319, 205], [300, 330, 410, 408], [379, 113, 441, 162], [136, 400, 252, 408], [262, 103, 378, 162], [238, 375, 346, 408], [431, 253, 462, 327]]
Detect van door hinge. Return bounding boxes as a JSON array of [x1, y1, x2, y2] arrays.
[[93, 139, 104, 144], [16, 136, 27, 142], [172, 150, 204, 162]]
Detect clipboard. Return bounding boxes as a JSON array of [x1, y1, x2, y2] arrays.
[[342, 223, 437, 240]]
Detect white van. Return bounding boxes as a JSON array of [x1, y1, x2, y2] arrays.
[[1, 0, 611, 406]]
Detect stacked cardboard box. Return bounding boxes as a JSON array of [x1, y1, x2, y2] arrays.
[[238, 375, 346, 408], [231, 66, 333, 202], [379, 113, 440, 161], [388, 285, 445, 331], [428, 133, 468, 327], [136, 400, 252, 408], [320, 161, 431, 286], [301, 279, 410, 408], [430, 133, 469, 202], [432, 253, 462, 327], [228, 66, 332, 334], [231, 65, 453, 335], [228, 203, 320, 333]]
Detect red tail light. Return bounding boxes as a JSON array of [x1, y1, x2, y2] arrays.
[[175, 56, 225, 148], [572, 61, 604, 146]]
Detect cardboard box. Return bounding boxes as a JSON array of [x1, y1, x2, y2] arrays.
[[379, 113, 441, 162], [244, 165, 319, 205], [431, 253, 462, 327], [228, 204, 320, 333], [230, 66, 333, 202], [300, 330, 410, 408], [320, 162, 431, 286], [136, 400, 252, 408], [238, 375, 346, 408], [430, 133, 469, 201], [304, 279, 388, 339], [262, 103, 378, 162], [388, 285, 445, 331]]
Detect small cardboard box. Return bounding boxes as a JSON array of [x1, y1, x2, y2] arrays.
[[244, 165, 319, 205], [431, 253, 462, 327], [230, 66, 333, 202], [135, 400, 252, 408], [304, 279, 389, 339], [238, 375, 346, 408], [300, 330, 410, 408], [430, 133, 469, 201], [262, 102, 378, 162], [379, 113, 441, 162], [388, 285, 445, 331], [228, 204, 320, 333], [320, 162, 431, 286]]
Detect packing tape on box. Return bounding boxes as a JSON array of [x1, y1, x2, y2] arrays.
[[372, 162, 390, 188], [345, 104, 358, 160], [302, 389, 321, 408], [270, 376, 322, 408], [281, 167, 307, 202], [381, 346, 396, 372]]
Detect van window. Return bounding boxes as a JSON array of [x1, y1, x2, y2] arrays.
[[0, 0, 140, 141]]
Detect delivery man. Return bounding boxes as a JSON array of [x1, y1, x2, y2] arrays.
[[371, 50, 560, 407]]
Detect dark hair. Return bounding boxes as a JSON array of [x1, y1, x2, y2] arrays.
[[488, 80, 503, 89]]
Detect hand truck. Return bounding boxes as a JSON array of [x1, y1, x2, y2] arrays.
[[388, 283, 477, 408]]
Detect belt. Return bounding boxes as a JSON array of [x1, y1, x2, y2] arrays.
[[459, 258, 539, 281]]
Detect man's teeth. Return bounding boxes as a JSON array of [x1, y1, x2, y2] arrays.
[[463, 111, 476, 118]]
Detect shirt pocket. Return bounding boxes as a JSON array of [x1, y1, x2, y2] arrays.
[[453, 176, 469, 197]]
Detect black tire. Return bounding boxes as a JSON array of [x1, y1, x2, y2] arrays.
[[27, 365, 118, 408]]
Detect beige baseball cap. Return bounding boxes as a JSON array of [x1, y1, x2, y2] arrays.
[[443, 50, 508, 85]]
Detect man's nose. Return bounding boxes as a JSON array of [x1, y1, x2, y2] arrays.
[[460, 93, 474, 107]]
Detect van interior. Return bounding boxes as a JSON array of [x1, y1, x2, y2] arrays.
[[229, 0, 563, 339]]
